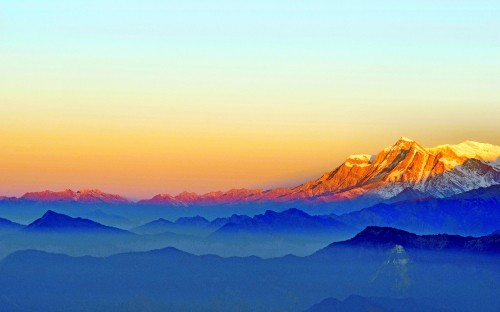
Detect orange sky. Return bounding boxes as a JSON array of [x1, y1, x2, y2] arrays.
[[1, 109, 498, 199], [1, 1, 499, 199]]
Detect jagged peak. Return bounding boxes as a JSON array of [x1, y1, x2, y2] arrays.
[[392, 136, 424, 149], [398, 136, 414, 142], [386, 137, 430, 157]]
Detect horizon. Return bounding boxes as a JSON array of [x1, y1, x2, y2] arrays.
[[1, 1, 499, 198], [3, 136, 499, 200]]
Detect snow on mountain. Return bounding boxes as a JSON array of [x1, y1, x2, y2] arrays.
[[344, 154, 372, 167], [6, 137, 500, 205], [286, 137, 500, 200], [429, 140, 500, 162]]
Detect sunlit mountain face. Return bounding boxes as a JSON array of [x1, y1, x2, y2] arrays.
[[288, 138, 500, 200], [12, 137, 496, 205], [137, 137, 500, 204]]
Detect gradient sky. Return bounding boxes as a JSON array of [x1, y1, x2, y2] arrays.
[[1, 1, 499, 199]]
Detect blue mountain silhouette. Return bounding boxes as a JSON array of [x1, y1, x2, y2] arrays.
[[24, 210, 130, 234]]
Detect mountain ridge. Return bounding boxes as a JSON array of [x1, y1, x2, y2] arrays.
[[1, 138, 499, 205], [24, 210, 131, 234], [20, 189, 130, 204], [139, 137, 500, 205], [315, 225, 500, 255]]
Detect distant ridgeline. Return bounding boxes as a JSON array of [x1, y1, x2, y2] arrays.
[[1, 138, 499, 209], [0, 225, 499, 311]]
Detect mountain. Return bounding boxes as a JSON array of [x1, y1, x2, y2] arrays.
[[210, 214, 253, 227], [132, 218, 176, 234], [211, 208, 354, 237], [138, 188, 263, 205], [139, 137, 500, 205], [132, 216, 217, 236], [2, 138, 498, 206], [1, 228, 499, 312], [175, 215, 210, 226], [132, 215, 253, 236], [316, 226, 500, 254], [0, 217, 24, 234], [286, 138, 500, 200], [24, 210, 131, 234], [338, 185, 500, 236], [20, 189, 130, 204]]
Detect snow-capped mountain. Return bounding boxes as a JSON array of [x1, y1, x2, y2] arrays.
[[286, 137, 500, 200], [3, 138, 499, 205], [141, 137, 500, 204]]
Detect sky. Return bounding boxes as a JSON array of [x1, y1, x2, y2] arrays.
[[1, 1, 499, 199]]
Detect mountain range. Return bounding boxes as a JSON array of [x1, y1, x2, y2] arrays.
[[132, 185, 500, 238], [132, 214, 254, 236], [20, 189, 130, 204], [2, 137, 498, 206], [339, 184, 500, 235], [211, 208, 354, 238], [1, 226, 499, 312], [139, 137, 500, 204], [4, 183, 497, 241]]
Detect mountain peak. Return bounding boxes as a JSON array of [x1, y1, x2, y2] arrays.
[[398, 136, 414, 142], [391, 136, 423, 151], [25, 210, 129, 234], [40, 210, 63, 219]]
